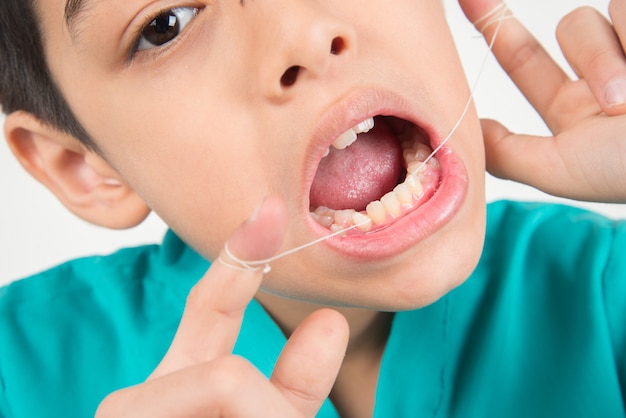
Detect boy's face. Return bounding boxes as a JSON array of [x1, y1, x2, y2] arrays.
[[39, 0, 486, 310]]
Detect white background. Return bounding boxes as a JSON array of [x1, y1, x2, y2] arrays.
[[0, 0, 623, 285]]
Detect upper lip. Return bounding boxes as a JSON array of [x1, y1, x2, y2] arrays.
[[310, 88, 438, 154]]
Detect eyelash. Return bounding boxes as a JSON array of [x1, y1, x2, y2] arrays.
[[128, 6, 202, 61]]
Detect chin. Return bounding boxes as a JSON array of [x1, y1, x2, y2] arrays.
[[264, 181, 485, 311]]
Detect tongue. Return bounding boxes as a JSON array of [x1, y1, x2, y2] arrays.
[[310, 118, 404, 212]]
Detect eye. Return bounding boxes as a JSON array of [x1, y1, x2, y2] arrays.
[[136, 7, 200, 52]]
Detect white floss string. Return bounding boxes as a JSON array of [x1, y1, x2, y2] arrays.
[[218, 3, 510, 274], [219, 223, 370, 273], [418, 2, 510, 170]]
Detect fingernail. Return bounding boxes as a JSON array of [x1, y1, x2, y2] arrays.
[[247, 198, 265, 223], [102, 177, 122, 186], [604, 77, 626, 107]]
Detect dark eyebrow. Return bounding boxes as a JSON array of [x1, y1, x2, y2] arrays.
[[64, 0, 90, 36]]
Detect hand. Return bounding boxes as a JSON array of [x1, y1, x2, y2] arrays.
[[459, 0, 626, 203], [96, 197, 349, 417]]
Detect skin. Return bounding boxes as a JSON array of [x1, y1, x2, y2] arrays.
[[33, 0, 487, 311], [3, 0, 626, 416]]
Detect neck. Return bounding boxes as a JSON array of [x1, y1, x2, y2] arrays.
[[255, 292, 393, 354], [255, 292, 394, 418]]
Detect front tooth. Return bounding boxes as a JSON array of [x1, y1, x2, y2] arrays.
[[332, 129, 357, 150], [366, 201, 387, 225], [352, 212, 372, 232], [354, 118, 374, 134], [380, 192, 402, 218], [331, 118, 374, 150]]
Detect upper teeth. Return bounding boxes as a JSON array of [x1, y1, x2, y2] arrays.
[[331, 118, 375, 150]]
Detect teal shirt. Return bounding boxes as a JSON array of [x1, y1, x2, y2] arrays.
[[1, 201, 625, 417]]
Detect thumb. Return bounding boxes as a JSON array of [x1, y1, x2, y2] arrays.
[[151, 196, 288, 378], [271, 309, 349, 418]]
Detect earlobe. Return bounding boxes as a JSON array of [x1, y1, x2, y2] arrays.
[[4, 111, 151, 229]]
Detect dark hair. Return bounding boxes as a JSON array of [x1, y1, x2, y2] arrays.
[[0, 0, 97, 150]]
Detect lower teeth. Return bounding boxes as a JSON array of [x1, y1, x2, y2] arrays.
[[310, 139, 440, 233]]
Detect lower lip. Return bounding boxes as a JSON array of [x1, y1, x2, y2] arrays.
[[306, 145, 468, 260]]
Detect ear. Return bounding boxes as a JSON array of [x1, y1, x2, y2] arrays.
[[4, 111, 151, 229]]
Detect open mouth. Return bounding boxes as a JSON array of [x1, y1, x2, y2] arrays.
[[309, 115, 442, 234]]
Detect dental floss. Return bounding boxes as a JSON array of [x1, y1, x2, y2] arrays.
[[414, 2, 509, 172], [473, 2, 513, 34], [219, 219, 371, 273], [218, 3, 509, 274]]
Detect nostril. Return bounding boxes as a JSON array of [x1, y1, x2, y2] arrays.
[[330, 37, 346, 55], [280, 65, 301, 87], [279, 37, 346, 89]]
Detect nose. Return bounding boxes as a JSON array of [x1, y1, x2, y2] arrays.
[[250, 2, 357, 100]]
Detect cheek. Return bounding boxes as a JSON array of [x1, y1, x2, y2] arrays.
[[138, 149, 270, 259], [369, 0, 458, 69], [96, 104, 275, 260]]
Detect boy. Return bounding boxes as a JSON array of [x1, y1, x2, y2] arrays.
[[1, 0, 625, 416]]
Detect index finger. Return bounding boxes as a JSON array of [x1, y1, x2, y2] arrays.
[[557, 6, 626, 115], [151, 197, 288, 378], [610, 0, 626, 48], [459, 0, 570, 126]]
